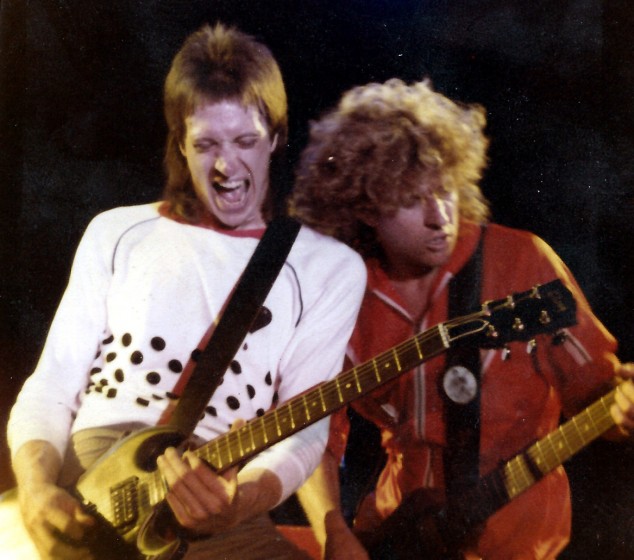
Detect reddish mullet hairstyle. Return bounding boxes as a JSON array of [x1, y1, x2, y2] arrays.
[[162, 23, 288, 222]]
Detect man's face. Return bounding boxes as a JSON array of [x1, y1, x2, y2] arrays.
[[375, 179, 459, 278], [180, 100, 277, 230]]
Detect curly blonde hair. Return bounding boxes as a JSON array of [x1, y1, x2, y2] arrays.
[[290, 78, 490, 256]]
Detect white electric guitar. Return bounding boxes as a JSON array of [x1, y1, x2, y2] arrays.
[[0, 280, 576, 559]]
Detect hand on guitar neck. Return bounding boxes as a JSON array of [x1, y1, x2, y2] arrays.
[[608, 362, 634, 438]]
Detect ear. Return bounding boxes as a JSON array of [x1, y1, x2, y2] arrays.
[[179, 141, 187, 158], [270, 133, 279, 153]]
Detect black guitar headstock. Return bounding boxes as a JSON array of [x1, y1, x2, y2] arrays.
[[446, 279, 577, 349]]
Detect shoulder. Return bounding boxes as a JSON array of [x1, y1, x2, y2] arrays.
[[485, 222, 555, 255], [88, 202, 162, 231], [291, 225, 366, 283], [81, 203, 162, 245], [482, 222, 569, 287]]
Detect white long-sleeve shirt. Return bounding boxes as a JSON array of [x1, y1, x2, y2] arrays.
[[8, 202, 366, 501]]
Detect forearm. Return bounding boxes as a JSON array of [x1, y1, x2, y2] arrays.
[[233, 467, 283, 524], [12, 440, 63, 490], [296, 450, 346, 547]]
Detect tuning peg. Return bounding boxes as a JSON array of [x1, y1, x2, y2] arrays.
[[486, 324, 499, 338], [552, 330, 568, 346], [526, 339, 537, 354], [501, 345, 511, 361], [539, 310, 552, 325], [512, 317, 525, 332]]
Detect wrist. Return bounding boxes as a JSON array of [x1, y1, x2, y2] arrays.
[[324, 510, 350, 533]]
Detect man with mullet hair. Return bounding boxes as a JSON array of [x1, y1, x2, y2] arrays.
[[7, 24, 365, 559]]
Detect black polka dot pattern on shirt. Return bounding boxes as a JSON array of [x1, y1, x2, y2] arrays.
[[130, 351, 143, 365], [249, 306, 272, 333], [151, 337, 166, 351], [168, 359, 183, 373], [84, 320, 278, 424]]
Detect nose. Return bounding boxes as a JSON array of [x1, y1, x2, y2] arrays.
[[213, 145, 238, 177], [423, 194, 449, 227]]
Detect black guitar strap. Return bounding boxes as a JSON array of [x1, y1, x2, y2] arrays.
[[442, 227, 486, 506], [165, 216, 301, 437]]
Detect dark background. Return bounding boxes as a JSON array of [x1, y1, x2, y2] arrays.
[[1, 1, 633, 557]]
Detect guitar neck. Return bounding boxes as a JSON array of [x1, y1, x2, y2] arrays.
[[458, 388, 617, 529], [143, 321, 458, 504], [195, 322, 454, 471], [142, 279, 576, 510]]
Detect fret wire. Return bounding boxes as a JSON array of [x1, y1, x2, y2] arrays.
[[560, 420, 583, 453], [247, 422, 256, 451], [214, 438, 223, 469], [288, 401, 296, 430], [193, 323, 449, 475], [586, 400, 604, 435], [335, 377, 344, 403], [392, 348, 401, 371], [542, 426, 563, 466], [302, 394, 311, 421], [353, 368, 362, 393], [318, 385, 327, 412], [413, 333, 424, 360]]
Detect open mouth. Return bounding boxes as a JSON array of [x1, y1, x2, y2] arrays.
[[213, 179, 250, 205], [427, 234, 450, 251]]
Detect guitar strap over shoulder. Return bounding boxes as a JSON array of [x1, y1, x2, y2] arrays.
[[164, 215, 301, 437], [442, 226, 486, 506]]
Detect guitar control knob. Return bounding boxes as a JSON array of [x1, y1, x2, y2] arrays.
[[512, 318, 525, 332], [539, 310, 552, 325]]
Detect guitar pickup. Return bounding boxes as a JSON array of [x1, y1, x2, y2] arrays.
[[111, 476, 140, 530]]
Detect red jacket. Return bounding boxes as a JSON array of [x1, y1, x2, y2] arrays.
[[328, 221, 618, 559]]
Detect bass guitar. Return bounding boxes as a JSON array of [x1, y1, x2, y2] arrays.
[[0, 279, 576, 559]]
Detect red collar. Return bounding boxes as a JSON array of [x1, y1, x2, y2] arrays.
[[366, 220, 483, 298], [158, 201, 265, 239]]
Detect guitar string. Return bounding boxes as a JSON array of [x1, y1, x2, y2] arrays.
[[208, 295, 565, 471], [144, 292, 563, 503], [202, 310, 495, 465], [502, 390, 616, 495], [144, 318, 475, 501]]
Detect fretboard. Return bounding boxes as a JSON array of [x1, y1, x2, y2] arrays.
[[196, 323, 451, 472], [454, 388, 618, 530], [143, 313, 492, 507]]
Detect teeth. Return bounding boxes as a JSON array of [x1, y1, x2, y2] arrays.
[[214, 180, 244, 192]]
